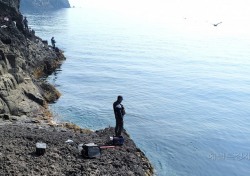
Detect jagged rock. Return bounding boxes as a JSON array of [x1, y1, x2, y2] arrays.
[[0, 1, 65, 116], [0, 98, 10, 113], [0, 124, 154, 175], [24, 91, 44, 106], [0, 114, 10, 120], [0, 1, 155, 175], [0, 0, 20, 12], [12, 72, 24, 84], [39, 82, 61, 103]]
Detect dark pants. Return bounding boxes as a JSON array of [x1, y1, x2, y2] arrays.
[[24, 24, 28, 30], [115, 116, 123, 137]]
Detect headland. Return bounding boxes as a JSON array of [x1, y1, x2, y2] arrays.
[[0, 1, 154, 175]]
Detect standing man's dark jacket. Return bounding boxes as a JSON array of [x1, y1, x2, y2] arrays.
[[113, 96, 125, 136]]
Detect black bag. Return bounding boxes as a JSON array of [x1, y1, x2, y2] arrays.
[[81, 143, 101, 158], [112, 136, 124, 146]]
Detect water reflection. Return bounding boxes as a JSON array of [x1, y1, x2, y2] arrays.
[[48, 67, 63, 87]]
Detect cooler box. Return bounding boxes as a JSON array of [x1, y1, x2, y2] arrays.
[[36, 142, 46, 155]]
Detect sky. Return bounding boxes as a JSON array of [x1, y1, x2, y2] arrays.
[[68, 0, 250, 36], [68, 0, 250, 21], [68, 0, 250, 18]]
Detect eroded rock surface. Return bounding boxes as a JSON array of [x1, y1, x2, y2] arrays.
[[0, 1, 155, 175], [0, 1, 65, 117], [0, 124, 154, 176]]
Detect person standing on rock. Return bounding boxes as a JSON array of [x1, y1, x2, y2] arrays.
[[113, 95, 126, 137], [23, 16, 28, 30], [51, 37, 56, 49]]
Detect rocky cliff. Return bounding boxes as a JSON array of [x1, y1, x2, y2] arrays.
[[0, 124, 154, 175], [20, 0, 70, 11], [0, 1, 154, 175], [0, 1, 65, 117], [0, 0, 20, 12]]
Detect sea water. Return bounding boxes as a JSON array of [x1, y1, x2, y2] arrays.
[[24, 2, 250, 175]]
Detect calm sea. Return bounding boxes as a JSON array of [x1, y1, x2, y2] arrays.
[[24, 4, 250, 176]]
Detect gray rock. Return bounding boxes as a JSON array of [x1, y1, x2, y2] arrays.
[[0, 2, 66, 117]]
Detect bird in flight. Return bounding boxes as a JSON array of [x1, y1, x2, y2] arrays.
[[213, 22, 222, 26]]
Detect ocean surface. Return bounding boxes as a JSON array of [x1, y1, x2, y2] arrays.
[[23, 3, 250, 176]]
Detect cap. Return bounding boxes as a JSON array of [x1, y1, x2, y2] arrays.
[[117, 95, 123, 100]]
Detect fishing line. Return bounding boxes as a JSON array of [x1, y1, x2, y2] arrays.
[[126, 113, 165, 125]]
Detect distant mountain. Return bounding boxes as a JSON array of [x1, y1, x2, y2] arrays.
[[20, 0, 70, 11]]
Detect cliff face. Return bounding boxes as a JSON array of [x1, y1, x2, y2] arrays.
[[0, 2, 155, 175], [0, 0, 20, 12], [20, 0, 70, 11], [0, 1, 65, 117]]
